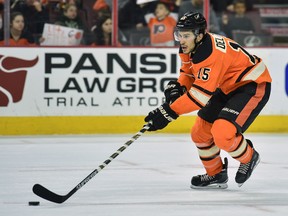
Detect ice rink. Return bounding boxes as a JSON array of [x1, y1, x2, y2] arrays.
[[1, 133, 288, 216]]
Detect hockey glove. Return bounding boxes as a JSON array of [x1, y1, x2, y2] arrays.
[[144, 103, 178, 131], [164, 81, 186, 104]]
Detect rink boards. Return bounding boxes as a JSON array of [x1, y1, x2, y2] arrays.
[[0, 47, 287, 134]]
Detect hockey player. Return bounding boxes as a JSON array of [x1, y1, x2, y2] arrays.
[[144, 11, 272, 189]]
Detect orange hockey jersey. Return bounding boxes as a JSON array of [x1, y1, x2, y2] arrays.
[[147, 15, 177, 45], [0, 31, 36, 46], [170, 33, 272, 115]]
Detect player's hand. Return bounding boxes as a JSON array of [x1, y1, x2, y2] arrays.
[[144, 103, 178, 131], [164, 81, 186, 104]]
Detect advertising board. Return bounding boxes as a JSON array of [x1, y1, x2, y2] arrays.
[[0, 47, 287, 134]]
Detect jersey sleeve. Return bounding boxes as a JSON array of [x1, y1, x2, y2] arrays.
[[171, 43, 229, 115], [170, 77, 216, 115]]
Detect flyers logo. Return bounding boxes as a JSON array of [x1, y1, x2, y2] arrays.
[[153, 24, 166, 34], [0, 55, 38, 106]]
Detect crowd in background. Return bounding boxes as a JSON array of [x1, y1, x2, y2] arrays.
[[0, 0, 287, 47]]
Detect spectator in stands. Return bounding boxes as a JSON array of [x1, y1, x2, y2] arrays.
[[54, 3, 89, 44], [0, 11, 35, 46], [11, 0, 49, 37], [118, 0, 153, 43], [90, 14, 125, 46], [55, 3, 83, 29], [92, 0, 111, 25], [220, 0, 255, 39], [210, 0, 234, 17], [178, 0, 221, 34], [90, 14, 121, 46], [210, 0, 254, 16], [220, 13, 230, 36], [157, 0, 182, 13], [145, 1, 178, 46]]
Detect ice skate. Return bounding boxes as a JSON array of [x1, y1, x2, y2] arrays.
[[235, 140, 260, 187], [191, 157, 228, 189]]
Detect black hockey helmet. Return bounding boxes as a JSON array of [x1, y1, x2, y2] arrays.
[[175, 11, 207, 36]]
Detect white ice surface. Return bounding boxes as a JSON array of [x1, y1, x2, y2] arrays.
[[1, 133, 288, 216]]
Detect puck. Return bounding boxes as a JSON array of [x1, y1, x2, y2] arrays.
[[28, 201, 40, 206]]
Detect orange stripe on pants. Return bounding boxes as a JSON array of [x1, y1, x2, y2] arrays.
[[236, 83, 266, 127]]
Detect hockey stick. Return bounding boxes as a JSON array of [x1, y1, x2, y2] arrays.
[[32, 122, 151, 204]]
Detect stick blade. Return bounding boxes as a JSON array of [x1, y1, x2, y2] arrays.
[[32, 184, 67, 204]]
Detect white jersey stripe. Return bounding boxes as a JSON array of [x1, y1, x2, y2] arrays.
[[243, 61, 266, 81], [189, 87, 211, 106]]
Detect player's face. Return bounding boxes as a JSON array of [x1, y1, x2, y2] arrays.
[[177, 31, 196, 54]]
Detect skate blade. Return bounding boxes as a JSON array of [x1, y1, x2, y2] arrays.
[[190, 183, 228, 189], [238, 183, 244, 187]]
